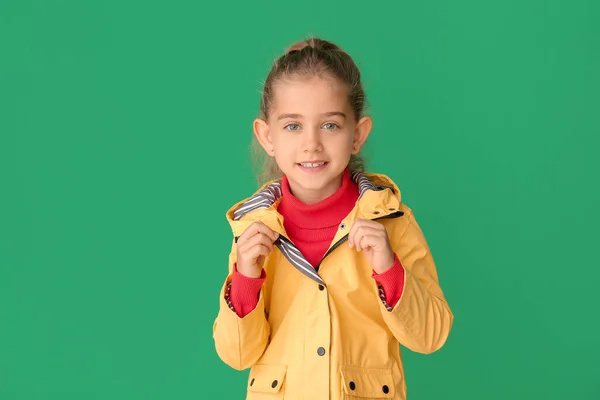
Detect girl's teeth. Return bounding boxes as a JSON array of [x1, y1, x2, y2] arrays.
[[301, 162, 325, 168]]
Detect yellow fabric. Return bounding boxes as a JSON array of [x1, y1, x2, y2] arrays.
[[213, 172, 453, 400]]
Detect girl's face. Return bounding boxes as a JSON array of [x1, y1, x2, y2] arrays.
[[254, 76, 372, 204]]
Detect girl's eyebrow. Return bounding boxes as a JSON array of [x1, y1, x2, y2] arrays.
[[277, 111, 347, 121]]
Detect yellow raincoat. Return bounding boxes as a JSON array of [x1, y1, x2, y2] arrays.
[[213, 171, 453, 399]]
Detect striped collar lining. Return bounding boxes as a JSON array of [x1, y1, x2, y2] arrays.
[[233, 170, 386, 221]]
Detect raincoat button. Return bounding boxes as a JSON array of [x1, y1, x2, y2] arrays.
[[318, 285, 325, 291], [317, 347, 326, 356], [373, 211, 380, 215], [340, 222, 346, 229], [349, 382, 356, 390], [382, 385, 389, 394], [271, 380, 278, 388]]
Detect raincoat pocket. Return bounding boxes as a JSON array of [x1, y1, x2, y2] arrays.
[[247, 364, 287, 399], [340, 365, 395, 399]]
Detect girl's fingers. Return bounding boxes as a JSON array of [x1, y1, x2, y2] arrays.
[[357, 232, 379, 252], [348, 219, 366, 248], [236, 223, 280, 273], [239, 232, 274, 253], [359, 235, 378, 252], [350, 224, 385, 251], [241, 243, 270, 261], [357, 234, 384, 253], [259, 233, 276, 253], [249, 244, 271, 260], [238, 222, 279, 244], [348, 219, 384, 247], [239, 244, 271, 269]]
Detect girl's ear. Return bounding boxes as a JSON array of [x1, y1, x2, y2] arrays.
[[352, 116, 373, 154], [253, 118, 275, 156]]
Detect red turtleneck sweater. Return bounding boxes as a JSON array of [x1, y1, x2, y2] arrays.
[[230, 169, 405, 317]]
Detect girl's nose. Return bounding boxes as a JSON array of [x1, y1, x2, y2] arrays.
[[302, 128, 323, 153]]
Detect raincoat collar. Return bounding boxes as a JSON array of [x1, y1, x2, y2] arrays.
[[226, 170, 402, 238], [225, 170, 404, 286]]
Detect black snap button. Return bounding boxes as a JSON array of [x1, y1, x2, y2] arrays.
[[271, 380, 278, 388], [340, 222, 346, 229], [373, 211, 380, 215], [349, 381, 356, 390], [250, 378, 254, 386], [318, 284, 325, 291], [382, 385, 389, 394], [317, 347, 326, 356]]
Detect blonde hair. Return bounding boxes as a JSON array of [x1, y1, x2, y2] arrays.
[[251, 37, 368, 186]]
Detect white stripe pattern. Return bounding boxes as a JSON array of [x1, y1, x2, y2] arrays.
[[276, 236, 322, 283], [233, 182, 283, 220]]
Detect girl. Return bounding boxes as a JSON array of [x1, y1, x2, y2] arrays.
[[212, 37, 453, 400]]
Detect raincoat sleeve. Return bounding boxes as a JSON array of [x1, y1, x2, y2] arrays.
[[212, 239, 271, 370], [378, 209, 454, 354]]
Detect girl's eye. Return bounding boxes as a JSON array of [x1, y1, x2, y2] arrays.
[[284, 123, 301, 131], [323, 123, 339, 130]]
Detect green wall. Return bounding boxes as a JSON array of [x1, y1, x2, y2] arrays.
[[1, 0, 598, 398]]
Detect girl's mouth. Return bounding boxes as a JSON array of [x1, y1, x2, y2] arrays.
[[297, 162, 328, 172]]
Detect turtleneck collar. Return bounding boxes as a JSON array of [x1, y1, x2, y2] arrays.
[[278, 168, 359, 230]]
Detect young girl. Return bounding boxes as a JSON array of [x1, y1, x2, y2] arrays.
[[212, 37, 453, 400]]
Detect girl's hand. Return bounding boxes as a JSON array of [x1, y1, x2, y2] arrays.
[[348, 219, 395, 274], [236, 222, 279, 278]]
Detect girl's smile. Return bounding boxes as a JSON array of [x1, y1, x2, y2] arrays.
[[297, 161, 328, 172]]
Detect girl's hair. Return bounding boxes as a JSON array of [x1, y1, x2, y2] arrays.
[[251, 37, 368, 186]]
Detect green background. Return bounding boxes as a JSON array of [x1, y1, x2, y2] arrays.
[[1, 0, 598, 398]]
